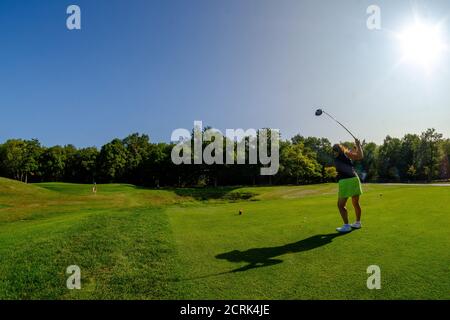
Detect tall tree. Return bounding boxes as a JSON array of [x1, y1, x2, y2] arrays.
[[98, 139, 127, 182], [417, 129, 443, 181], [399, 134, 420, 181], [360, 142, 378, 181], [377, 136, 402, 181], [63, 144, 78, 182], [40, 146, 67, 181], [122, 133, 151, 184], [0, 139, 42, 182], [292, 135, 333, 180], [439, 139, 450, 180], [73, 147, 99, 183], [279, 142, 322, 184]]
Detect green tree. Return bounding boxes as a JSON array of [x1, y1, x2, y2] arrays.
[[292, 135, 333, 182], [22, 139, 42, 183], [144, 143, 173, 187], [63, 144, 78, 182], [73, 147, 99, 183], [40, 146, 67, 181], [0, 139, 26, 181], [324, 166, 337, 182], [279, 142, 321, 184], [98, 139, 127, 182], [417, 129, 443, 181], [122, 133, 152, 184], [0, 139, 42, 182], [406, 165, 417, 180], [359, 142, 378, 181], [377, 136, 402, 181], [398, 134, 420, 181]]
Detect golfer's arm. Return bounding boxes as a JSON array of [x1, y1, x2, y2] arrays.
[[346, 143, 364, 160]]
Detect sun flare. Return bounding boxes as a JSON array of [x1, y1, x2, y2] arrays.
[[397, 21, 446, 71]]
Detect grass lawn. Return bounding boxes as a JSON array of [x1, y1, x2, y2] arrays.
[[0, 177, 448, 299]]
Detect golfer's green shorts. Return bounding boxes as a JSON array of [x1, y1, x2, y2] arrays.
[[338, 176, 362, 199]]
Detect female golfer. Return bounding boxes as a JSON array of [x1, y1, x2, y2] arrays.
[[333, 139, 364, 233]]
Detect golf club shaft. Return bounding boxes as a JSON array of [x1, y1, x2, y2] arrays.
[[322, 111, 357, 140]]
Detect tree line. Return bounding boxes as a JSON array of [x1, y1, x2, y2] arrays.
[[0, 128, 449, 186]]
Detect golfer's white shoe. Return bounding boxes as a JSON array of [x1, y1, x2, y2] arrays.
[[351, 222, 362, 229], [336, 224, 352, 233]]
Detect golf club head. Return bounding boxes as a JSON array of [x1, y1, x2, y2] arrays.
[[315, 109, 323, 116]]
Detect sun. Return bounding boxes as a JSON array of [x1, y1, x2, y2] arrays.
[[397, 21, 446, 71]]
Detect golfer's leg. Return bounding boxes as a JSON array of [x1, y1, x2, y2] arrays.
[[352, 196, 361, 221], [337, 198, 349, 224]]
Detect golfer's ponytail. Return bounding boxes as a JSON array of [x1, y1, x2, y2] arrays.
[[333, 144, 349, 156], [340, 145, 350, 155]]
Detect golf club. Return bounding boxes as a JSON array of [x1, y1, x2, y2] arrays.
[[315, 108, 357, 140]]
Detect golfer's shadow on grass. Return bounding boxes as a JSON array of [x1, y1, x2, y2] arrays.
[[215, 233, 347, 273]]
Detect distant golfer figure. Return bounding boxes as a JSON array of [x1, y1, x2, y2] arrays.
[[92, 182, 97, 194], [333, 139, 364, 233]]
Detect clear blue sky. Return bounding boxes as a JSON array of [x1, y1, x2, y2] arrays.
[[1, 0, 449, 147]]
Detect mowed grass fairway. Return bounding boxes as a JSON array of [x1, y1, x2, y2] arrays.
[[0, 177, 448, 299]]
